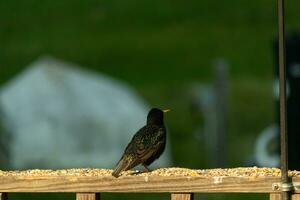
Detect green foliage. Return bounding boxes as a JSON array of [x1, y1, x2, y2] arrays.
[[1, 0, 299, 85]]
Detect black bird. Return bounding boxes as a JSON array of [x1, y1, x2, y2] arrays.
[[112, 108, 169, 178]]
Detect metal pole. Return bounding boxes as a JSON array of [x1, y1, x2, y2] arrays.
[[277, 0, 290, 199]]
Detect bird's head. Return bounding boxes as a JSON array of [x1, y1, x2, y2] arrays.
[[147, 108, 170, 125]]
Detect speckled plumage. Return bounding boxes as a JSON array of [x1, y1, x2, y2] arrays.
[[112, 108, 167, 178]]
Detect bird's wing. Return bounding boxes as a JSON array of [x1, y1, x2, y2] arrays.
[[129, 126, 165, 162]]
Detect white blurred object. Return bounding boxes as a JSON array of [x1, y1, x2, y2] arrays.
[[0, 56, 171, 169], [254, 125, 280, 167]]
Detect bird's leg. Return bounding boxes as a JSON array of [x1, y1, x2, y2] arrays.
[[142, 164, 151, 172]]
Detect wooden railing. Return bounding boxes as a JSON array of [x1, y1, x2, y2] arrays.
[[0, 169, 299, 200]]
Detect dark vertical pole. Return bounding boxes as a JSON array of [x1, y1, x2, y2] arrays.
[[277, 0, 290, 200]]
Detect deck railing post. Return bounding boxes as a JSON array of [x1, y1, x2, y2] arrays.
[[270, 194, 300, 200], [76, 193, 100, 200], [270, 194, 282, 200], [292, 194, 300, 200], [171, 193, 194, 200]]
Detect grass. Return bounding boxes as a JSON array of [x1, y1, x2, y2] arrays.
[[0, 0, 285, 84]]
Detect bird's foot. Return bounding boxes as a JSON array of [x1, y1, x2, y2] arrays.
[[142, 164, 151, 172]]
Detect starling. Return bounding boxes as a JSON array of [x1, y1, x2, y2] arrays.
[[112, 108, 169, 178]]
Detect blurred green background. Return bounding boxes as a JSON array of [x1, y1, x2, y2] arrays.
[[1, 0, 300, 199]]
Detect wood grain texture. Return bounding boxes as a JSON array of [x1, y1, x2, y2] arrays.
[[0, 193, 7, 200], [76, 193, 100, 200], [0, 176, 299, 193], [171, 193, 193, 200]]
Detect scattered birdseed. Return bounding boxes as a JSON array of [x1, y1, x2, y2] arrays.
[[0, 167, 299, 177]]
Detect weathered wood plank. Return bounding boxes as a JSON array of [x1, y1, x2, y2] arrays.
[[0, 176, 299, 193], [171, 193, 193, 200], [0, 193, 7, 200], [76, 193, 100, 200]]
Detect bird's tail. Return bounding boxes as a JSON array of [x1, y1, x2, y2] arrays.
[[112, 157, 131, 178]]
